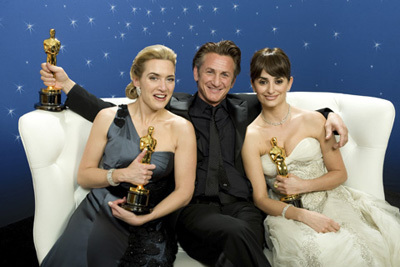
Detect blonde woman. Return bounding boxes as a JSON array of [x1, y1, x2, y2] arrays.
[[41, 45, 196, 267]]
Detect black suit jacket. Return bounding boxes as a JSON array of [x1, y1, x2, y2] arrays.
[[166, 92, 261, 179]]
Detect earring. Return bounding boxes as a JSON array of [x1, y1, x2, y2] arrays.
[[136, 87, 141, 96]]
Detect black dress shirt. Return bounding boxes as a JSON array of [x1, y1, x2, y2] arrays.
[[189, 95, 250, 200]]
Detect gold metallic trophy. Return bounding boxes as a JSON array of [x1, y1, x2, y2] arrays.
[[123, 126, 156, 214], [35, 29, 64, 111], [269, 137, 303, 208]]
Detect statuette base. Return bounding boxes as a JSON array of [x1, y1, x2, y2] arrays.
[[35, 88, 64, 112], [123, 186, 150, 215], [281, 195, 303, 208]]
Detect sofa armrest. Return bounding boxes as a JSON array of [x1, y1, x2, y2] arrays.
[[18, 110, 91, 263]]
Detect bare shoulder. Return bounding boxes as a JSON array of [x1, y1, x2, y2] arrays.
[[168, 111, 195, 134], [246, 120, 262, 138], [94, 106, 118, 125], [293, 107, 325, 125], [244, 118, 269, 152], [292, 106, 326, 138], [97, 106, 118, 116]]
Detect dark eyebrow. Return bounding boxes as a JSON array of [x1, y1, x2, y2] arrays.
[[147, 72, 175, 78], [258, 76, 282, 80], [147, 72, 160, 76]]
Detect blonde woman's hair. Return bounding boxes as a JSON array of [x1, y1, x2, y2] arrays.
[[125, 45, 177, 99]]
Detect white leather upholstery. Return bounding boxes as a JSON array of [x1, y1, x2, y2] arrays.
[[18, 92, 395, 265]]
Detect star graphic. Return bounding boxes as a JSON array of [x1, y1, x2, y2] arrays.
[[131, 6, 138, 14], [146, 9, 152, 17], [14, 134, 21, 142], [6, 108, 16, 118], [233, 4, 239, 11], [69, 18, 78, 28], [119, 71, 125, 77], [88, 17, 95, 26], [160, 7, 166, 14], [373, 41, 382, 50], [167, 31, 172, 38], [188, 25, 194, 31], [15, 84, 24, 94], [103, 52, 110, 60], [333, 31, 340, 39], [25, 22, 35, 33], [235, 29, 241, 36], [85, 59, 93, 68], [303, 41, 310, 49], [197, 5, 203, 12], [119, 32, 126, 40], [110, 4, 117, 13], [142, 26, 149, 35], [182, 7, 189, 15], [212, 7, 219, 14], [272, 27, 278, 34], [60, 45, 67, 53], [125, 22, 132, 30], [210, 29, 217, 36]]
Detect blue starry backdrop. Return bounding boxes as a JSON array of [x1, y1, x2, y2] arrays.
[[0, 0, 399, 226]]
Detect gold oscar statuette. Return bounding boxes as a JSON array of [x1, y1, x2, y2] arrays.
[[35, 28, 64, 111], [123, 126, 157, 214], [269, 137, 303, 208]]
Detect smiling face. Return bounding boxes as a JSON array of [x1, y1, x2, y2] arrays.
[[133, 59, 175, 111], [194, 52, 236, 106], [252, 69, 293, 108]]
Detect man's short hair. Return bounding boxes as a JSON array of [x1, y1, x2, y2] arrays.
[[192, 40, 241, 78]]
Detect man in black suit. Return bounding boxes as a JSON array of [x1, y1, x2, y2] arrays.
[[41, 40, 347, 266]]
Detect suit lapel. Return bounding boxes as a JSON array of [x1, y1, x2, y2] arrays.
[[168, 93, 250, 173], [226, 96, 248, 172], [168, 93, 205, 159], [167, 92, 195, 121]]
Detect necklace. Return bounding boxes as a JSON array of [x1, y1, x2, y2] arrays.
[[260, 104, 291, 126]]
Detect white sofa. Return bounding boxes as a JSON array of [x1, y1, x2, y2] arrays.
[[18, 92, 395, 265]]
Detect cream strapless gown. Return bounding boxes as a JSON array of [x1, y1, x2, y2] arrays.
[[261, 138, 400, 267]]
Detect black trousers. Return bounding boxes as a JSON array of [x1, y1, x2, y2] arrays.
[[176, 200, 270, 266]]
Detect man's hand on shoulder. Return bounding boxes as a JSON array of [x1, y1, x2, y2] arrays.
[[325, 112, 348, 149]]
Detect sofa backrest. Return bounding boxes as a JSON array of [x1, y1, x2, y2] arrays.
[[18, 92, 395, 263]]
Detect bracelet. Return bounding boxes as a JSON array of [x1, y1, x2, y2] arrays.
[[106, 168, 119, 186], [281, 204, 293, 219]]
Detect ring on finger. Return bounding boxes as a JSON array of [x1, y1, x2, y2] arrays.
[[274, 182, 278, 188]]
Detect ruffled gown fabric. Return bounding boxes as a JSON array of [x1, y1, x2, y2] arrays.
[[42, 105, 177, 267], [261, 138, 400, 267]]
